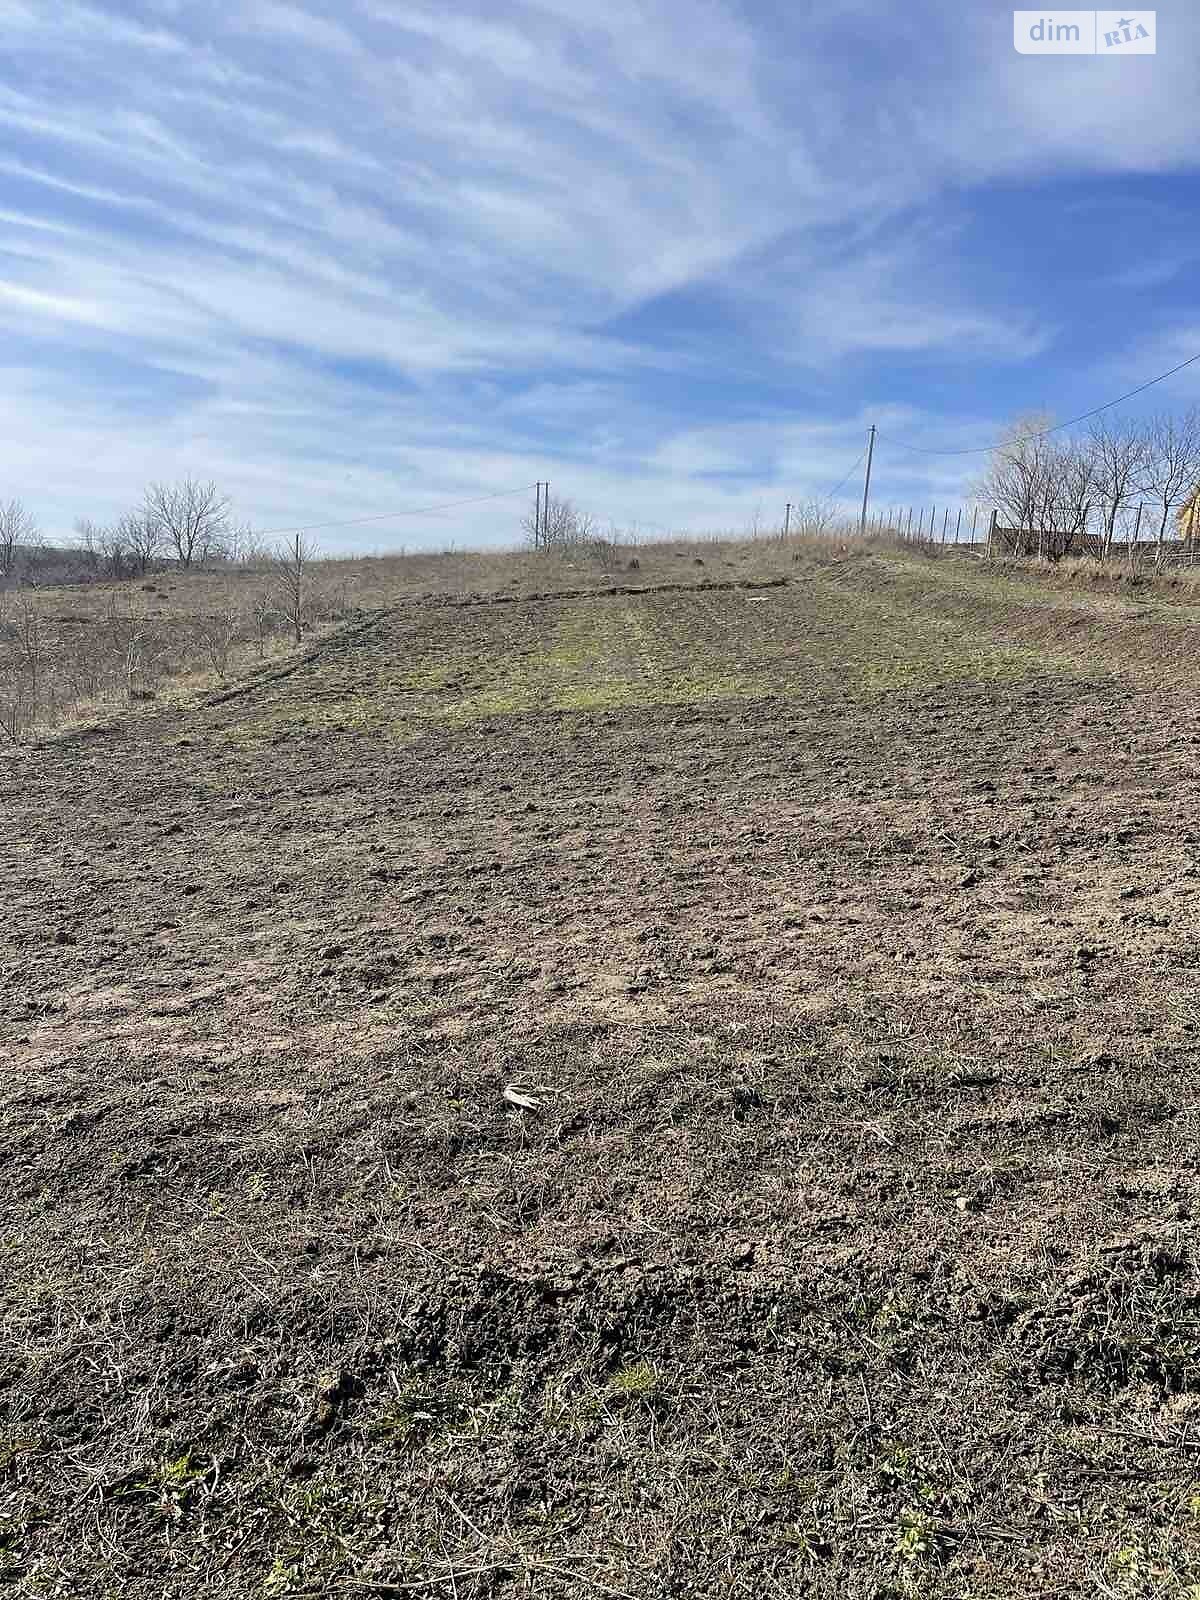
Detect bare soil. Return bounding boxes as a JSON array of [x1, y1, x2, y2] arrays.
[[2, 549, 1199, 1597]]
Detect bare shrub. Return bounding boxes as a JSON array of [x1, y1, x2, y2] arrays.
[[271, 534, 315, 643], [251, 593, 276, 658], [0, 499, 39, 578], [196, 606, 243, 678], [0, 676, 33, 743], [0, 595, 52, 742], [15, 595, 48, 709]]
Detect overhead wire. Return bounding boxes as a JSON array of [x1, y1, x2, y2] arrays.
[[876, 349, 1200, 457], [121, 343, 1200, 542], [250, 483, 539, 540], [820, 447, 868, 503]]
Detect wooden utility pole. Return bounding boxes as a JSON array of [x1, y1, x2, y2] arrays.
[[535, 483, 542, 550], [543, 481, 550, 547], [858, 425, 876, 538], [784, 502, 791, 538]]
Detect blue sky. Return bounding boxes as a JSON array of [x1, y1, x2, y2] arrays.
[[1, 1, 1198, 549]]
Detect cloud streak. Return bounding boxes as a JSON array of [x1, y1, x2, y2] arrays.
[[0, 0, 1197, 545]]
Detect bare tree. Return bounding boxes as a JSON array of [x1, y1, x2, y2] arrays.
[[73, 518, 105, 577], [1046, 440, 1100, 560], [143, 479, 231, 568], [1141, 409, 1200, 557], [75, 516, 134, 579], [271, 533, 314, 643], [978, 414, 1099, 560], [224, 522, 270, 567], [791, 497, 839, 540], [521, 493, 598, 551], [0, 499, 39, 578], [978, 414, 1056, 552], [116, 510, 163, 575], [1087, 415, 1147, 560]]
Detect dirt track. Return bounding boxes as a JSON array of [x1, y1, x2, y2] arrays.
[[2, 559, 1199, 1596]]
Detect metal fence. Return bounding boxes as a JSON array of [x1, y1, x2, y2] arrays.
[[869, 505, 990, 545]]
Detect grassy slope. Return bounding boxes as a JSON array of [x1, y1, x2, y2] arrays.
[[2, 544, 1200, 1598]]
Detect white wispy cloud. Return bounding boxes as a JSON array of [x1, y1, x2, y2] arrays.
[[0, 0, 1197, 544]]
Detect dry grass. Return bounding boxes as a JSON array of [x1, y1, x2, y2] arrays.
[[0, 530, 917, 742], [4, 544, 1200, 1594], [9, 525, 1200, 748]]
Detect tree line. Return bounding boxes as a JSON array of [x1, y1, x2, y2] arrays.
[[0, 478, 282, 585], [979, 408, 1200, 561], [0, 475, 321, 743]]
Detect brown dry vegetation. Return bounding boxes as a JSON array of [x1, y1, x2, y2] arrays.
[[3, 538, 1200, 1599], [0, 536, 812, 743]]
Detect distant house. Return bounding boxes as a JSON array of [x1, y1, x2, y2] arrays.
[[1178, 486, 1200, 545]]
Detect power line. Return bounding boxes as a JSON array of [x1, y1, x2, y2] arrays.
[[252, 483, 538, 540], [821, 447, 867, 502], [877, 348, 1200, 458]]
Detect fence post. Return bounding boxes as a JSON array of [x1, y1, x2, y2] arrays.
[[906, 507, 912, 540], [941, 507, 949, 544], [955, 507, 962, 544], [971, 505, 979, 544], [987, 508, 997, 558]]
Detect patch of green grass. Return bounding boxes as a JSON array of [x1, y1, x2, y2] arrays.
[[607, 1359, 661, 1398], [215, 551, 1176, 740]]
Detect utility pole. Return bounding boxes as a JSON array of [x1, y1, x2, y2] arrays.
[[543, 481, 550, 547], [858, 424, 876, 538], [534, 483, 542, 550], [784, 502, 791, 539]]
